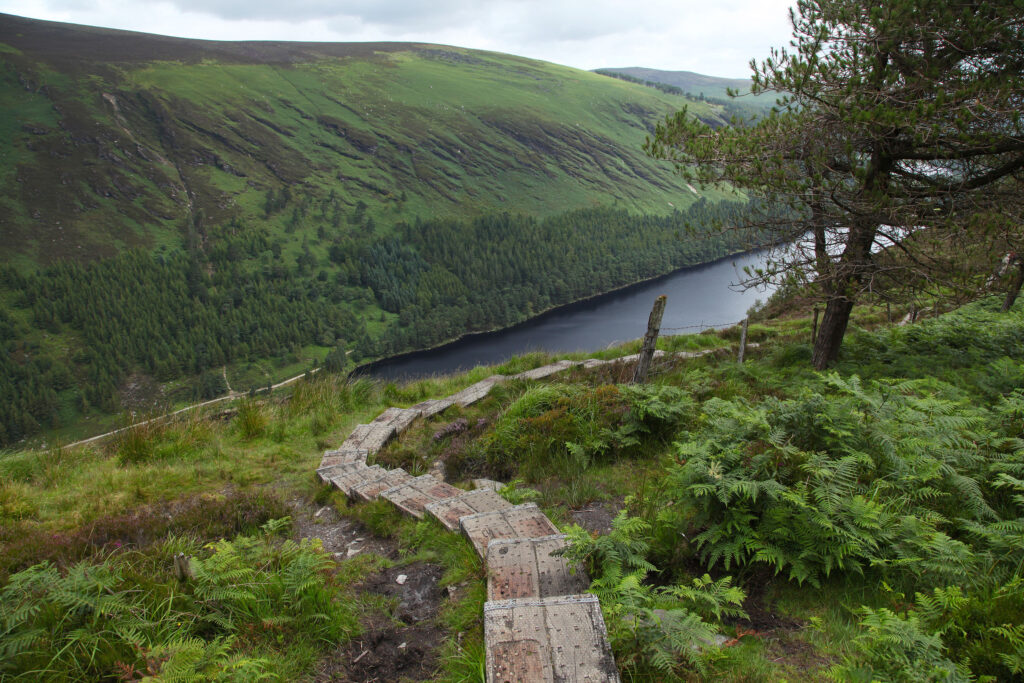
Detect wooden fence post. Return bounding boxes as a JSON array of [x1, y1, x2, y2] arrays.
[[632, 295, 667, 384], [738, 318, 749, 363]]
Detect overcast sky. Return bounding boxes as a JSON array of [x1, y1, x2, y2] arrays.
[[1, 0, 796, 77]]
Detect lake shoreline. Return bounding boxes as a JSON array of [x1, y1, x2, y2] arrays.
[[352, 247, 769, 380]]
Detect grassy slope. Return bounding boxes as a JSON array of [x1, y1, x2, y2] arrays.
[[599, 65, 775, 110], [0, 13, 729, 269], [8, 296, 1021, 679]]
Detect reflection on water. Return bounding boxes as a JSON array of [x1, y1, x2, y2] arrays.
[[359, 250, 774, 380]]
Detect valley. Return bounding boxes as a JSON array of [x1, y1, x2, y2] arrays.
[[0, 14, 750, 446]]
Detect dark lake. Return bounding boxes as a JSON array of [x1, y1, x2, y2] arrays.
[[358, 250, 774, 380]]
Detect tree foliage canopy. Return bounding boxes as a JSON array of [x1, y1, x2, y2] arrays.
[[647, 0, 1024, 368]]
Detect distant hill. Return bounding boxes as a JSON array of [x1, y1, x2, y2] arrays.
[[0, 14, 754, 446], [596, 66, 775, 113], [0, 13, 733, 269]]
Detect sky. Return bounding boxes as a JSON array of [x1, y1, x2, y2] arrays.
[[0, 0, 797, 77]]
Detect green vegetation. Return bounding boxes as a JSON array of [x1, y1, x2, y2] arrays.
[[0, 200, 751, 446], [2, 292, 1024, 679], [647, 0, 1024, 370], [374, 296, 1024, 680], [0, 14, 756, 445], [0, 13, 731, 269]]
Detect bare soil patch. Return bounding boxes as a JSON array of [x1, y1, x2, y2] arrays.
[[289, 498, 397, 561], [316, 562, 446, 682]]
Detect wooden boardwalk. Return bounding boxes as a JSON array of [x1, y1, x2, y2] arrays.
[[311, 353, 716, 682]]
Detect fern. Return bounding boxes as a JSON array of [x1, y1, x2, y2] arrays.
[[563, 511, 744, 676]]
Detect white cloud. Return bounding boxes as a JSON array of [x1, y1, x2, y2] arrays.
[[1, 0, 795, 75]]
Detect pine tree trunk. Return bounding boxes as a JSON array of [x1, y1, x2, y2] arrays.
[[1002, 259, 1024, 312], [812, 296, 855, 370]]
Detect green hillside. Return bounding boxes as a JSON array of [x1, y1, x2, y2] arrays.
[[597, 66, 775, 114], [0, 14, 755, 447], [0, 13, 730, 270], [2, 297, 1022, 680]]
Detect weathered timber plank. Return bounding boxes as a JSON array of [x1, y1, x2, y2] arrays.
[[486, 534, 587, 601], [339, 422, 396, 455], [381, 474, 463, 519], [512, 363, 565, 380], [410, 397, 456, 418], [484, 594, 620, 683], [316, 460, 371, 484], [373, 407, 419, 434], [350, 468, 414, 502], [460, 504, 559, 557], [425, 489, 513, 531], [450, 376, 506, 407], [329, 465, 387, 497], [319, 448, 369, 470]]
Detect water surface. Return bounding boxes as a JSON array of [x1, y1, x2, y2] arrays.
[[360, 251, 774, 380]]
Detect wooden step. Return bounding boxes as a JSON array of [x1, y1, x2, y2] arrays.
[[512, 363, 566, 380], [316, 460, 371, 484], [450, 376, 505, 407], [380, 474, 463, 518], [338, 421, 396, 456], [329, 465, 387, 497], [484, 594, 619, 683], [410, 397, 456, 418], [486, 534, 588, 601], [349, 468, 415, 502], [460, 503, 559, 557], [373, 406, 419, 433], [318, 447, 369, 470], [425, 489, 513, 531]]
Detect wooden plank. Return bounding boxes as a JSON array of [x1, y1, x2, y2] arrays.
[[460, 504, 559, 557], [381, 474, 463, 519], [349, 468, 414, 502], [329, 465, 387, 497], [512, 363, 565, 380], [450, 376, 506, 407], [316, 460, 371, 484], [484, 594, 620, 683], [425, 489, 513, 531], [339, 421, 396, 455], [410, 397, 456, 418], [318, 448, 368, 470], [374, 407, 419, 434], [486, 534, 588, 601]]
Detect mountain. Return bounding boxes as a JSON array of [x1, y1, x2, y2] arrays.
[[596, 66, 775, 112], [0, 14, 754, 447], [0, 13, 733, 269]]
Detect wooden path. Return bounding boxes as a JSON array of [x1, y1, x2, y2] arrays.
[[314, 349, 727, 682]]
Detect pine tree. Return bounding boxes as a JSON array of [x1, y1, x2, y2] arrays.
[[648, 0, 1024, 368]]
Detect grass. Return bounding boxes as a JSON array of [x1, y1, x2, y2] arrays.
[[2, 23, 730, 269], [7, 297, 1021, 679]]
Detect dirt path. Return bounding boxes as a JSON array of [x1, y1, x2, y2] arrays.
[[63, 368, 322, 450]]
